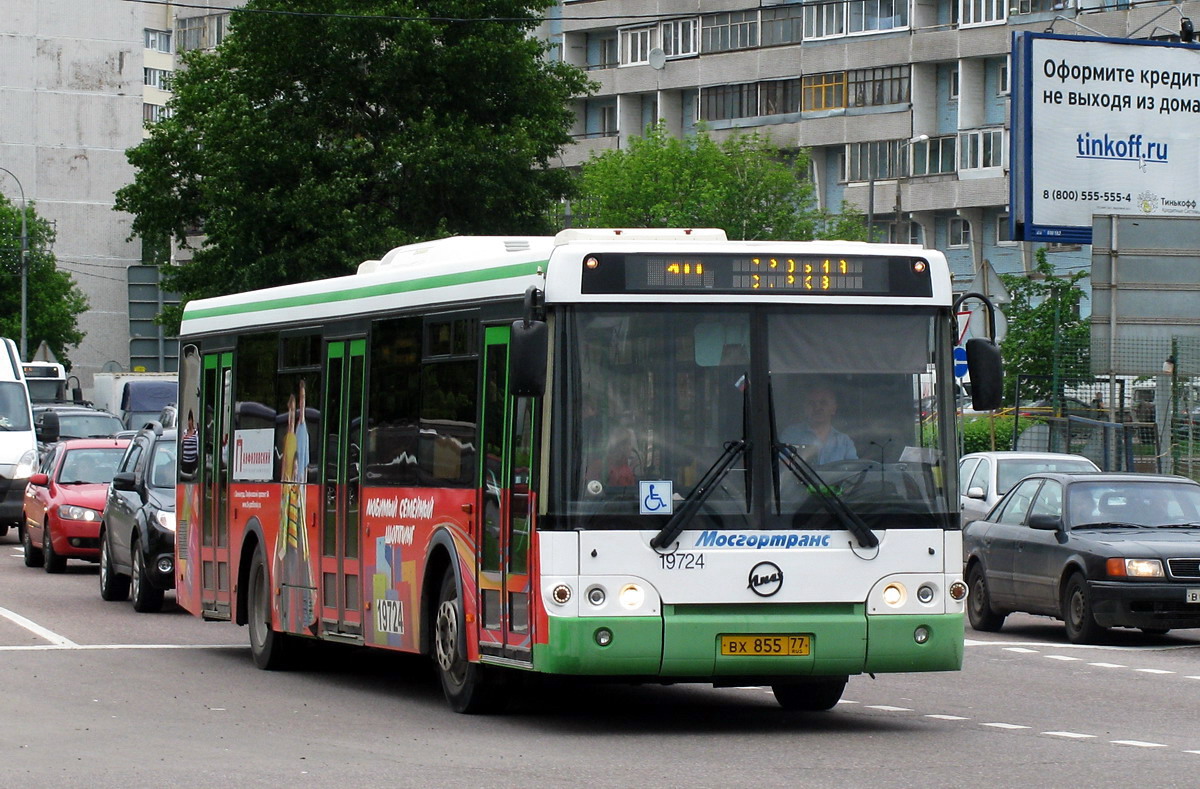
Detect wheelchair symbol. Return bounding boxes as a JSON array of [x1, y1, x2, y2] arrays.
[[639, 481, 673, 515]]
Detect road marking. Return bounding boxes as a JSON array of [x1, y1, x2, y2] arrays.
[[0, 643, 248, 652], [0, 606, 77, 647], [1135, 668, 1174, 674], [1110, 740, 1167, 748], [1088, 662, 1126, 668], [1043, 731, 1095, 739], [925, 714, 970, 720], [866, 705, 912, 712], [982, 722, 1031, 730], [1044, 655, 1080, 661], [1003, 647, 1039, 653]]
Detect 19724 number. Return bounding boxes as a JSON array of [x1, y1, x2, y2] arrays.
[[659, 552, 705, 570]]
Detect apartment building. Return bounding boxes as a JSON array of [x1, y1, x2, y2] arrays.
[[554, 0, 1190, 292]]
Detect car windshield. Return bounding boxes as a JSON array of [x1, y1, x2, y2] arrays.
[[58, 448, 126, 484], [1070, 481, 1200, 527], [0, 382, 32, 431], [149, 440, 177, 489], [997, 459, 1096, 495], [57, 413, 123, 439]]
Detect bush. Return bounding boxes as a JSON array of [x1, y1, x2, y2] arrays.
[[960, 415, 1029, 453]]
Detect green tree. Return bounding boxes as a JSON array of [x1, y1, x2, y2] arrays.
[[998, 248, 1090, 404], [0, 197, 89, 367], [115, 0, 592, 330], [573, 122, 868, 241]]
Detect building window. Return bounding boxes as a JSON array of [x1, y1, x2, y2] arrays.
[[661, 19, 698, 57], [701, 10, 759, 53], [848, 65, 910, 107], [804, 1, 845, 38], [620, 26, 653, 65], [587, 33, 618, 70], [998, 58, 1010, 95], [700, 83, 759, 121], [909, 135, 957, 176], [842, 140, 905, 181], [761, 5, 804, 46], [177, 14, 231, 53], [996, 214, 1016, 245], [949, 217, 971, 248], [143, 68, 172, 90], [949, 67, 960, 100], [144, 28, 172, 53], [887, 221, 922, 245], [802, 71, 848, 111], [1010, 0, 1058, 13], [143, 103, 172, 123], [847, 0, 908, 33], [960, 0, 1006, 26], [959, 128, 1005, 170], [761, 78, 802, 115]]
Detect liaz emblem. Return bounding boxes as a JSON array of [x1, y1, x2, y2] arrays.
[[748, 561, 784, 597]]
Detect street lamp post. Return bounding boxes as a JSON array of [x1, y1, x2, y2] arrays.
[[0, 167, 28, 360]]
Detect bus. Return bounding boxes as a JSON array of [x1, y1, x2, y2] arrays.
[[21, 361, 68, 404], [175, 228, 1001, 713]]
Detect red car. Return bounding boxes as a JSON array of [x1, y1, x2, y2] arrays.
[[23, 438, 130, 573]]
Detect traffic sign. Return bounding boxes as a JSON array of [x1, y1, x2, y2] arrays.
[[953, 346, 969, 378]]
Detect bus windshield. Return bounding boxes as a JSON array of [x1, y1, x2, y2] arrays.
[[549, 305, 953, 531]]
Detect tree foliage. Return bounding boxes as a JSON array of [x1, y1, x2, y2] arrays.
[[998, 248, 1091, 404], [0, 197, 89, 368], [115, 0, 592, 329], [573, 123, 867, 241]]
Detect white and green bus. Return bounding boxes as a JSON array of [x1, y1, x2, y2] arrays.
[[175, 228, 1001, 712]]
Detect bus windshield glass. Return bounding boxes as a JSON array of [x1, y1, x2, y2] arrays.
[[549, 305, 952, 531]]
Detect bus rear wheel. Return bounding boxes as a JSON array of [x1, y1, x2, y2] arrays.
[[434, 568, 503, 714], [772, 677, 848, 711], [248, 548, 294, 670]]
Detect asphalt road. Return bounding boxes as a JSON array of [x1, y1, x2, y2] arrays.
[[3, 530, 1200, 788]]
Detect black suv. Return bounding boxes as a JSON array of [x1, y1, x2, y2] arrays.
[[34, 404, 123, 458], [99, 422, 177, 612]]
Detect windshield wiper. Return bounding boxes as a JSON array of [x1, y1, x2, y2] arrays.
[[650, 439, 747, 550], [776, 443, 879, 550], [1073, 521, 1147, 529]]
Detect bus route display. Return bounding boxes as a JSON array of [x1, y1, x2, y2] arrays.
[[580, 253, 933, 297]]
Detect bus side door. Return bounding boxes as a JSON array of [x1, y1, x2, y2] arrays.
[[477, 326, 535, 663], [201, 352, 233, 619], [320, 338, 366, 638]]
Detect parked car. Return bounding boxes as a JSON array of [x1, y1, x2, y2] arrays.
[[964, 472, 1200, 643], [33, 404, 123, 458], [22, 438, 129, 572], [99, 422, 177, 612], [958, 451, 1100, 525]]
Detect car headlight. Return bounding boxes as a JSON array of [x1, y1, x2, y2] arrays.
[[155, 510, 176, 532], [1106, 558, 1164, 578], [58, 505, 101, 521], [14, 449, 37, 480]]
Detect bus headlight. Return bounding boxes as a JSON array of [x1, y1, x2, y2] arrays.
[[551, 584, 572, 605], [618, 583, 644, 610], [882, 583, 907, 607], [916, 583, 936, 604], [586, 586, 606, 606]]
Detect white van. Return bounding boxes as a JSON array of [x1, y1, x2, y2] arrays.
[[0, 338, 37, 538]]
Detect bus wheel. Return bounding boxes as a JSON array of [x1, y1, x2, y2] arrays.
[[434, 569, 503, 714], [772, 677, 848, 711], [248, 548, 293, 670]]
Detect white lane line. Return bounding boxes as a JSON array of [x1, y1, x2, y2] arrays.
[[1110, 740, 1167, 748], [1044, 731, 1095, 739], [1135, 669, 1174, 675], [1088, 662, 1126, 668], [1003, 647, 1039, 653], [1186, 676, 1200, 681], [0, 606, 77, 647], [1045, 655, 1080, 661], [926, 714, 970, 721], [982, 722, 1031, 730], [866, 705, 912, 712], [0, 643, 248, 652]]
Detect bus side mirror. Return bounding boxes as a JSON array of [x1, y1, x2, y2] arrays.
[[966, 338, 1003, 411], [510, 320, 548, 397]]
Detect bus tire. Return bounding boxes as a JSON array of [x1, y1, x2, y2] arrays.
[[772, 677, 848, 711], [248, 548, 293, 670], [434, 568, 503, 714]]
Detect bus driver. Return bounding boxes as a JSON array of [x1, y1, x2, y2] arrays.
[[780, 383, 857, 465]]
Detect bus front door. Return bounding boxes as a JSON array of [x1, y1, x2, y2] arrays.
[[201, 352, 232, 619], [320, 339, 366, 639], [477, 327, 534, 664]]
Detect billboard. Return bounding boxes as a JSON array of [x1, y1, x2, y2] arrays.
[[1011, 33, 1200, 244]]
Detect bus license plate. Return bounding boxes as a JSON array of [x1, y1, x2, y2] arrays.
[[720, 635, 810, 656], [1188, 589, 1200, 604]]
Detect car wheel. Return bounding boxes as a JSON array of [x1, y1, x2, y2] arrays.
[[966, 563, 1006, 632], [130, 537, 164, 613], [1140, 628, 1171, 636], [434, 568, 503, 714], [248, 547, 295, 670], [99, 529, 130, 601], [1062, 573, 1105, 644], [772, 677, 848, 711], [23, 525, 44, 568], [43, 521, 67, 574]]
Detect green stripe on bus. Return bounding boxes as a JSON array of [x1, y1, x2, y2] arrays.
[[183, 260, 547, 322]]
